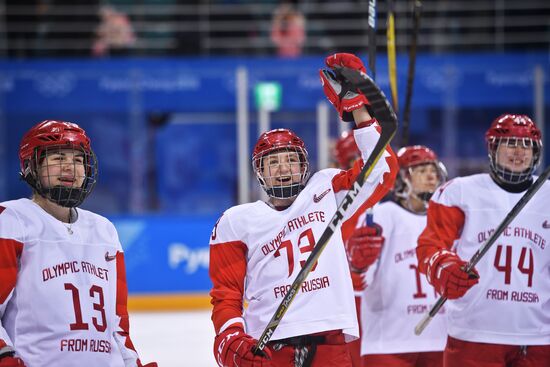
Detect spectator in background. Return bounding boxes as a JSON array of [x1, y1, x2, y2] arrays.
[[6, 0, 100, 58], [92, 5, 136, 57], [270, 3, 306, 58]]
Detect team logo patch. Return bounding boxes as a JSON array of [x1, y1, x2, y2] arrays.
[[543, 220, 550, 229], [105, 251, 117, 262], [313, 188, 331, 203]]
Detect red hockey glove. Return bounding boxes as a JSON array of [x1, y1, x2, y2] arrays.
[[214, 327, 273, 367], [346, 224, 384, 272], [142, 363, 158, 367], [0, 355, 25, 367], [319, 53, 370, 122], [325, 53, 367, 73], [426, 250, 479, 299]]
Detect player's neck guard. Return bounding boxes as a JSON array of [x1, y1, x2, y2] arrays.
[[416, 191, 433, 202], [490, 171, 533, 194]]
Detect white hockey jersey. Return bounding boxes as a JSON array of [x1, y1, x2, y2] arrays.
[[0, 199, 145, 367], [418, 173, 550, 345], [358, 201, 447, 355], [209, 123, 397, 342]]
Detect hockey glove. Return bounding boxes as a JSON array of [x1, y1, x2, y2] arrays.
[[214, 327, 273, 367], [319, 53, 370, 122], [346, 225, 384, 272], [426, 250, 479, 299], [0, 357, 25, 367], [0, 350, 25, 367]]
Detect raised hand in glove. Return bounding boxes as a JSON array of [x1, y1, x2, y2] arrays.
[[319, 53, 370, 122], [346, 224, 384, 272], [214, 327, 273, 367], [426, 250, 479, 299]]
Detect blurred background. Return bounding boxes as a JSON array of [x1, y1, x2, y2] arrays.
[[0, 1, 549, 364]]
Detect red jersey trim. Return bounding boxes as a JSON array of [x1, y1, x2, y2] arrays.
[[114, 251, 142, 364], [340, 146, 399, 242], [0, 238, 23, 304], [356, 119, 376, 129]]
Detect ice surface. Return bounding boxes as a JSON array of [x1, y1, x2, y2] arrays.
[[130, 310, 216, 367]]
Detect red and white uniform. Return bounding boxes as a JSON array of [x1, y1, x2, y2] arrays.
[[210, 123, 397, 340], [418, 173, 550, 345], [358, 201, 447, 355], [0, 199, 145, 367]]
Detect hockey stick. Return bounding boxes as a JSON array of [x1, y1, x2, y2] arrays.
[[400, 0, 422, 148], [415, 164, 550, 335], [386, 0, 399, 115], [367, 0, 377, 79], [366, 0, 378, 223], [253, 68, 397, 353]]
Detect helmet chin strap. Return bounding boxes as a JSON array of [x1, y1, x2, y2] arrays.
[[416, 191, 434, 202], [403, 191, 433, 214]]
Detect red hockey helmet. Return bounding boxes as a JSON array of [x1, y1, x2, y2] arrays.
[[397, 145, 438, 169], [19, 120, 98, 207], [252, 128, 310, 199], [333, 130, 360, 169], [395, 145, 446, 209], [485, 114, 542, 184]]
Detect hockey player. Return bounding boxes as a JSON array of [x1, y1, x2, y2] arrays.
[[0, 120, 156, 367], [348, 145, 448, 367], [209, 53, 398, 367], [417, 114, 550, 366]]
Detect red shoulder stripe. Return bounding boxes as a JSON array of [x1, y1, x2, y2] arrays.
[[114, 251, 140, 355], [340, 146, 398, 242], [0, 238, 24, 303]]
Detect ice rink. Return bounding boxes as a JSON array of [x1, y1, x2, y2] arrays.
[[130, 310, 216, 367]]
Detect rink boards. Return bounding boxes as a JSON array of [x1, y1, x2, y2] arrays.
[[110, 215, 216, 310]]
